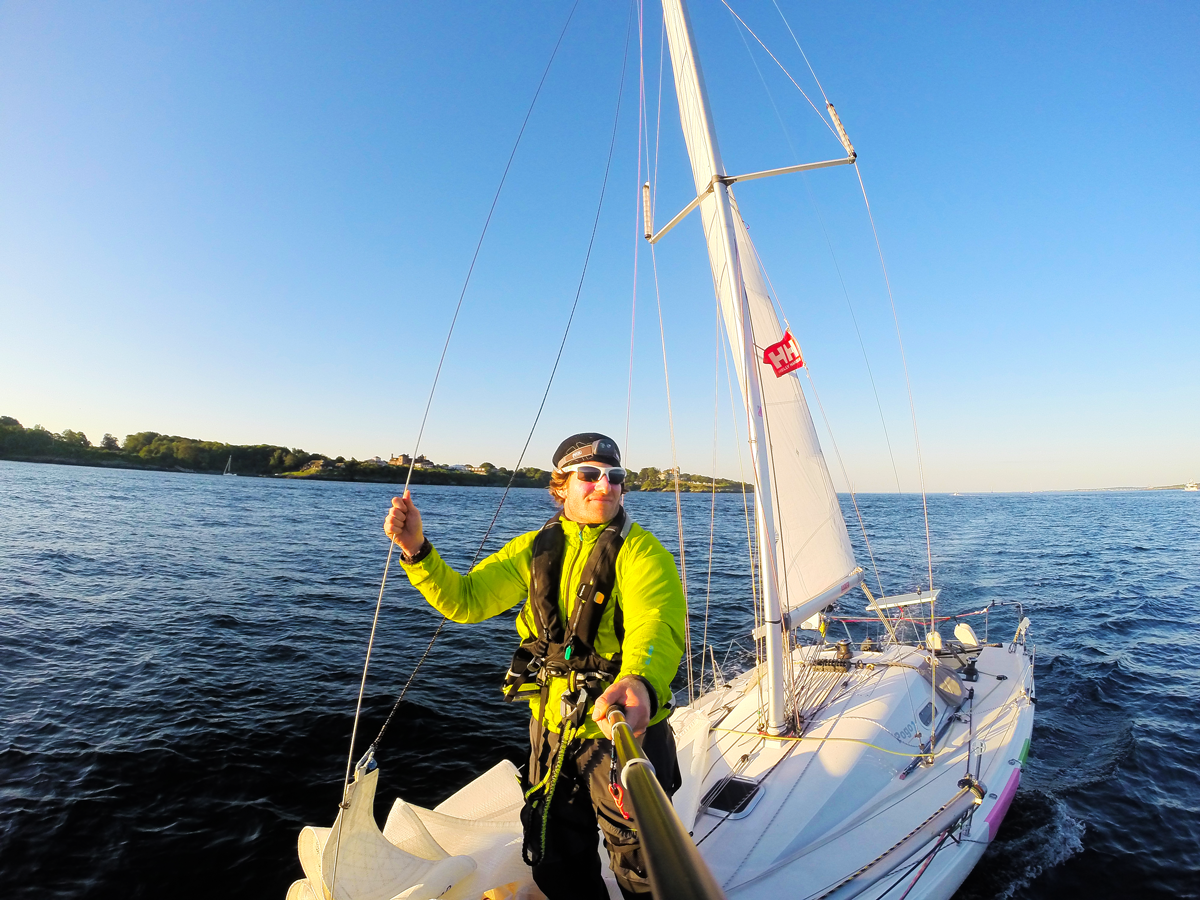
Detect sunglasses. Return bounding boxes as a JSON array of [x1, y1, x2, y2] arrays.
[[562, 463, 627, 486]]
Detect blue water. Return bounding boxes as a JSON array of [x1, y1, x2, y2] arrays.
[[2, 460, 1198, 898]]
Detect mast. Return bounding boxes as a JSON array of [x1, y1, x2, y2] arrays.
[[660, 0, 789, 734]]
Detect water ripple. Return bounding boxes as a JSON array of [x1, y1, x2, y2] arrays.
[[2, 463, 1198, 897]]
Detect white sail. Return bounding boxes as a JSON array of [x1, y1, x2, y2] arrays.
[[729, 210, 860, 620], [661, 1, 858, 623]]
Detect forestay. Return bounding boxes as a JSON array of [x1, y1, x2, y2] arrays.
[[661, 1, 859, 624]]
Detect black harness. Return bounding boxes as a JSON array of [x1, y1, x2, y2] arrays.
[[503, 509, 633, 725]]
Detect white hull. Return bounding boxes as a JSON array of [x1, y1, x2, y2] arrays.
[[288, 634, 1033, 900], [679, 641, 1033, 899]]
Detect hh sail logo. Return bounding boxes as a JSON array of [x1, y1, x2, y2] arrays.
[[762, 330, 804, 377]]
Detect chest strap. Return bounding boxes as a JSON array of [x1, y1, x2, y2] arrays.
[[503, 509, 633, 702]]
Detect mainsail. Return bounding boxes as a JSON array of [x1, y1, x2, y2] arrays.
[[661, 0, 859, 626]]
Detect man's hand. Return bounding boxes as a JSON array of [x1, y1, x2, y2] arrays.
[[592, 675, 653, 739], [384, 490, 425, 557]]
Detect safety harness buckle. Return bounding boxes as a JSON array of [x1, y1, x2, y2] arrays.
[[558, 674, 602, 728]]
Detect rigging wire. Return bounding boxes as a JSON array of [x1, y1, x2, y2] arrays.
[[328, 6, 583, 893], [768, 0, 831, 106], [700, 303, 722, 694], [732, 11, 904, 497], [641, 7, 699, 701], [714, 0, 839, 142], [334, 0, 580, 829], [724, 211, 804, 722], [854, 161, 936, 598], [847, 152, 942, 743], [624, 0, 648, 456], [724, 0, 934, 596], [718, 322, 766, 710], [648, 239, 694, 702], [330, 4, 636, 893], [741, 234, 885, 596], [727, 8, 901, 566], [371, 0, 638, 749]]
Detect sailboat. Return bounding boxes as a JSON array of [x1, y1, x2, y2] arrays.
[[286, 3, 1035, 899], [224, 454, 236, 476]]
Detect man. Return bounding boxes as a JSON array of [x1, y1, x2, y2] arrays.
[[384, 432, 686, 899]]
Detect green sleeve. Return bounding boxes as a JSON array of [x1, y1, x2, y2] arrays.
[[614, 527, 687, 713], [399, 530, 537, 624]]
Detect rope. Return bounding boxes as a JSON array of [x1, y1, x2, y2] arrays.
[[523, 722, 581, 865], [711, 727, 957, 760], [329, 6, 631, 894]]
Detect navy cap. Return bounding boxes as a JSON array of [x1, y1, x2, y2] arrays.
[[553, 433, 621, 469]]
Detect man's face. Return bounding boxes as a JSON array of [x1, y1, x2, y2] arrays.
[[562, 470, 624, 524]]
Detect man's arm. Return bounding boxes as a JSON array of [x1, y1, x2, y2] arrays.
[[384, 492, 534, 623]]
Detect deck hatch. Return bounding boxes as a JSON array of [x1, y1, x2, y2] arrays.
[[701, 777, 763, 820]]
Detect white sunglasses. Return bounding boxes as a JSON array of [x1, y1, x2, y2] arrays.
[[560, 463, 627, 485]]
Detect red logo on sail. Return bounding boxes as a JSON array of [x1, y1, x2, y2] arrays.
[[762, 330, 804, 377]]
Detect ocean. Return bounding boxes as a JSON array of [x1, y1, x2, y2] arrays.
[[2, 459, 1197, 898]]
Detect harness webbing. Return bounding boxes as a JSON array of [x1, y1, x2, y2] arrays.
[[503, 509, 634, 701]]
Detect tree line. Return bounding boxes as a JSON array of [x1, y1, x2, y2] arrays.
[[0, 416, 322, 476], [0, 416, 749, 491]]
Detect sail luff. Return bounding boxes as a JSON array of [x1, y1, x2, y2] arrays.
[[728, 209, 862, 625], [661, 0, 789, 734], [659, 0, 861, 690]]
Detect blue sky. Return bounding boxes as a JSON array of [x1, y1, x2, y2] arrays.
[[1, 1, 1196, 491]]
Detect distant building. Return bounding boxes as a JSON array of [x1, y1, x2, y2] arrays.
[[389, 453, 412, 467], [448, 464, 469, 472], [467, 465, 490, 474], [367, 456, 389, 467], [413, 455, 436, 470]]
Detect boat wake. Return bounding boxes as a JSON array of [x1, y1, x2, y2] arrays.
[[957, 790, 1084, 900]]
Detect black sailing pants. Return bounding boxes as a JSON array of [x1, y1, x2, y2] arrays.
[[522, 716, 682, 900]]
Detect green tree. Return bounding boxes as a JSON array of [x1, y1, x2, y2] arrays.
[[101, 433, 119, 450], [123, 432, 159, 454], [58, 429, 90, 447]]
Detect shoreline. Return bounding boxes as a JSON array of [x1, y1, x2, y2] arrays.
[[2, 456, 1191, 494], [0, 455, 753, 492]]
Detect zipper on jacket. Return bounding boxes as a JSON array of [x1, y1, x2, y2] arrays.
[[562, 520, 583, 619]]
